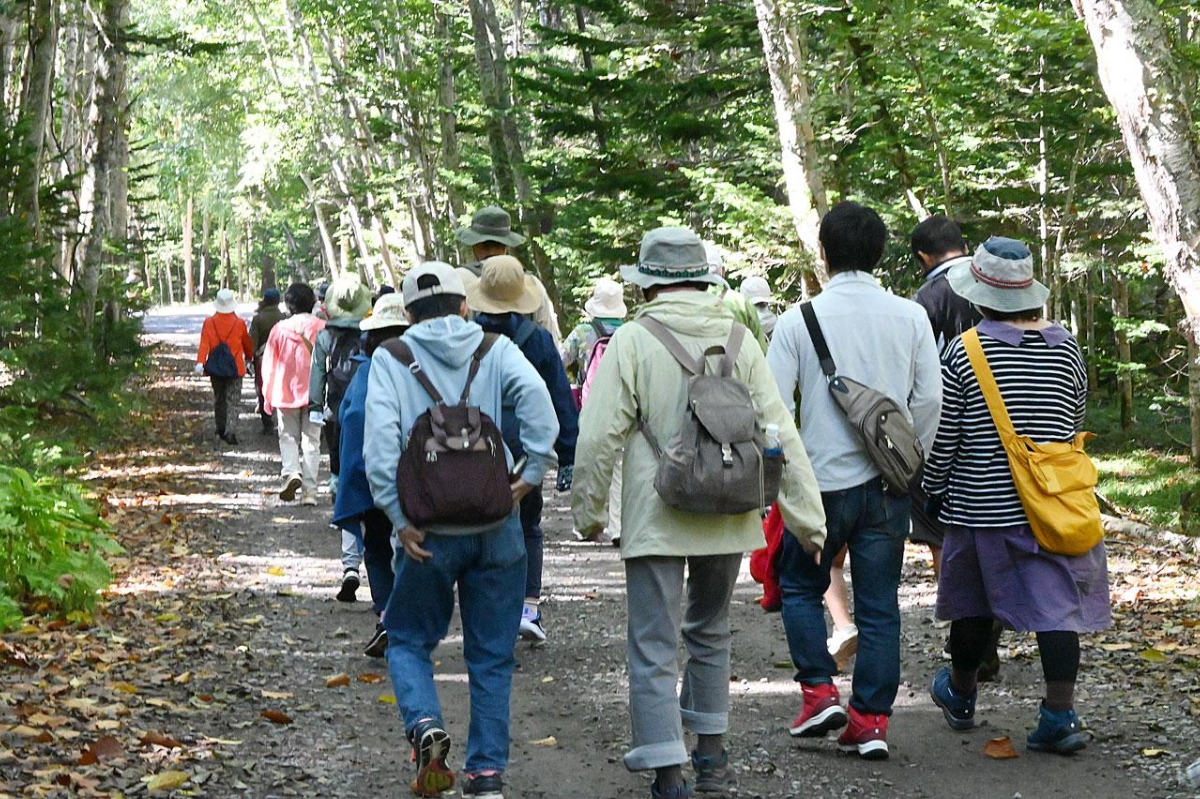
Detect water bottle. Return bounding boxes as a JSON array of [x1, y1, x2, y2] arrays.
[[763, 423, 783, 458]]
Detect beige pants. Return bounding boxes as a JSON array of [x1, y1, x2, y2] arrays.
[[276, 407, 322, 492], [607, 455, 623, 537]]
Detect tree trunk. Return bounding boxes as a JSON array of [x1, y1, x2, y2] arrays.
[[468, 0, 517, 203], [182, 193, 194, 302], [1190, 336, 1200, 466], [198, 208, 211, 295], [1112, 273, 1134, 430], [15, 0, 57, 235], [436, 8, 466, 224], [1074, 0, 1200, 339]]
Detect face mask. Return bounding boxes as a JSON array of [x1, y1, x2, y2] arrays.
[[757, 305, 777, 337]]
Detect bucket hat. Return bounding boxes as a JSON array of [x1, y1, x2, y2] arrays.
[[360, 293, 409, 331], [402, 261, 466, 307], [455, 206, 526, 248], [214, 288, 237, 313], [583, 277, 627, 319], [620, 227, 725, 290], [740, 276, 773, 306], [466, 255, 543, 315], [325, 275, 372, 320], [948, 237, 1049, 313]]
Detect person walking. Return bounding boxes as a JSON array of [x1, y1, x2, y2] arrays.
[[702, 242, 767, 352], [766, 201, 942, 760], [572, 227, 826, 799], [739, 276, 778, 340], [249, 288, 286, 435], [196, 288, 254, 446], [261, 283, 326, 504], [923, 237, 1110, 754], [364, 262, 558, 799]]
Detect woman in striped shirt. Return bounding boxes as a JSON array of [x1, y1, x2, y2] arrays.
[[922, 237, 1110, 755]]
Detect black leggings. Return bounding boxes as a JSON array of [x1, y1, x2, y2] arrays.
[[949, 617, 1079, 684]]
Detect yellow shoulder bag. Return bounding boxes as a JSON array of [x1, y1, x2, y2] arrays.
[[961, 328, 1103, 556]]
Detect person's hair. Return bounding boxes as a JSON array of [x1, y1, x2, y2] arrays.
[[284, 283, 316, 314], [407, 275, 465, 322], [643, 281, 711, 301], [364, 327, 406, 356], [977, 306, 1042, 322], [819, 201, 888, 273], [473, 241, 507, 258], [910, 215, 967, 261]]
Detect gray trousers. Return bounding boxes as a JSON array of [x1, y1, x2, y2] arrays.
[[210, 376, 242, 438], [623, 553, 743, 771]]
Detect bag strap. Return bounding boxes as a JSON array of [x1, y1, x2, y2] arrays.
[[383, 340, 446, 405], [961, 328, 1017, 440], [589, 318, 608, 340], [511, 319, 538, 349], [719, 323, 747, 378], [636, 317, 706, 375], [800, 302, 837, 378], [458, 333, 498, 405]]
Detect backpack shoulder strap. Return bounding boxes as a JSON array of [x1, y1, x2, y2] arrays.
[[635, 316, 702, 376], [511, 319, 538, 349], [961, 328, 1016, 439], [381, 339, 446, 405], [589, 318, 608, 340], [458, 333, 499, 405], [718, 323, 747, 378], [800, 302, 836, 378]]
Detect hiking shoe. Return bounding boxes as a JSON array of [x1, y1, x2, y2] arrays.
[[837, 707, 889, 760], [222, 432, 239, 445], [519, 605, 546, 645], [461, 771, 504, 798], [1027, 703, 1088, 754], [408, 720, 454, 796], [650, 780, 693, 799], [789, 682, 848, 737], [691, 749, 730, 794], [336, 571, 360, 603], [930, 666, 977, 731], [279, 474, 302, 501], [364, 623, 388, 658], [300, 490, 318, 506], [827, 624, 858, 672]]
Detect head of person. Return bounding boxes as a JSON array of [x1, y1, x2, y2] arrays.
[[455, 206, 526, 262], [317, 282, 330, 302], [214, 288, 237, 314], [703, 241, 726, 279], [911, 214, 968, 272], [621, 227, 724, 301], [359, 292, 409, 355], [947, 236, 1048, 322], [465, 255, 542, 317], [325, 274, 372, 321], [739, 276, 772, 309], [374, 284, 395, 303], [284, 283, 316, 315], [584, 277, 627, 320], [260, 287, 281, 307], [819, 201, 888, 274], [402, 261, 468, 324]]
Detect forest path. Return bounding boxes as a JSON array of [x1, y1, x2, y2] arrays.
[[8, 304, 1193, 799]]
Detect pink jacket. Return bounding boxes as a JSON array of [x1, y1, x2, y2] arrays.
[[261, 313, 326, 414]]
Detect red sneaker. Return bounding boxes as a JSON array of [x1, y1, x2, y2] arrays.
[[789, 683, 848, 737], [837, 707, 889, 760]]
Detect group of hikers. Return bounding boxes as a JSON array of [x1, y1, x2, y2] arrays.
[[194, 202, 1110, 799]]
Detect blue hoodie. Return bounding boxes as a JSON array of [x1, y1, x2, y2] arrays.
[[364, 314, 559, 534], [332, 352, 373, 533]]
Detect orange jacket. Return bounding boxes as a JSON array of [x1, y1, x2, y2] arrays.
[[198, 312, 255, 377]]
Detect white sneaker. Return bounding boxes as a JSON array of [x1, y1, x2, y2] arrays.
[[300, 490, 318, 506], [518, 605, 546, 645], [827, 624, 858, 671]]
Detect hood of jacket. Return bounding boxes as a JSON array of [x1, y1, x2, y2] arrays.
[[402, 314, 486, 369], [635, 290, 734, 335]]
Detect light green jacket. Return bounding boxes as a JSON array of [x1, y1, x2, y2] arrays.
[[571, 291, 826, 559]]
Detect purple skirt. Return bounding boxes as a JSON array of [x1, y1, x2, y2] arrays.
[[936, 524, 1112, 633]]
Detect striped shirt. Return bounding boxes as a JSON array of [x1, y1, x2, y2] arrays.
[[921, 321, 1088, 527]]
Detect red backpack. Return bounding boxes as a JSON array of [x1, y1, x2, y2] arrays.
[[580, 319, 616, 407]]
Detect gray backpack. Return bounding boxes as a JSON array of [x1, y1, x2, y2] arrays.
[[635, 317, 783, 515], [800, 303, 924, 495]]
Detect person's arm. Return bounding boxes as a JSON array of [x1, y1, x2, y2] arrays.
[[363, 349, 409, 531], [921, 352, 963, 497], [1071, 340, 1088, 433], [260, 328, 281, 415], [909, 321, 944, 454], [766, 312, 802, 415], [532, 334, 579, 466], [239, 321, 255, 370], [308, 329, 332, 414], [533, 279, 563, 344], [499, 339, 560, 485], [197, 318, 213, 366]]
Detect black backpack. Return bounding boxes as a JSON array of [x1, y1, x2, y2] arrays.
[[325, 328, 363, 416], [203, 320, 240, 379]]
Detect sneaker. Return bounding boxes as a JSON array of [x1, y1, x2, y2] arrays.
[[650, 780, 693, 799], [930, 666, 976, 731], [836, 707, 889, 760], [300, 490, 318, 506], [461, 771, 504, 799], [336, 571, 360, 603], [789, 682, 848, 737], [690, 749, 730, 794], [408, 720, 454, 796], [519, 605, 546, 645], [1026, 703, 1088, 754], [222, 432, 239, 445], [827, 624, 858, 671], [279, 474, 302, 501], [364, 623, 388, 658]]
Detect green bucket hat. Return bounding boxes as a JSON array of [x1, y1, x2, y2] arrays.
[[454, 206, 527, 248], [620, 227, 726, 290], [325, 275, 373, 320]]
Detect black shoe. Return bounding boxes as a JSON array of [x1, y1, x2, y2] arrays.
[[336, 571, 360, 602], [364, 623, 388, 658], [222, 433, 239, 445], [462, 771, 504, 799]]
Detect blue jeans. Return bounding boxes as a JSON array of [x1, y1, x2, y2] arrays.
[[779, 477, 909, 715], [384, 514, 526, 773], [361, 509, 394, 616]]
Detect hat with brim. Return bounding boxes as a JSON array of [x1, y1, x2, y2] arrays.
[[466, 255, 543, 315], [947, 236, 1049, 313], [402, 261, 467, 307], [360, 292, 409, 331], [455, 206, 526, 248], [740, 276, 773, 306], [583, 277, 627, 319], [326, 275, 373, 320], [620, 227, 726, 290], [214, 288, 237, 313]]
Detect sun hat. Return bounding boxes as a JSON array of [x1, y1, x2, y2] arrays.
[[325, 275, 372, 320], [360, 293, 408, 331], [402, 261, 467, 307], [214, 288, 237, 313], [703, 241, 726, 277], [740, 276, 773, 306], [620, 227, 725, 290], [455, 206, 526, 248], [262, 287, 281, 305], [583, 277, 627, 319], [948, 237, 1049, 313], [466, 255, 543, 315]]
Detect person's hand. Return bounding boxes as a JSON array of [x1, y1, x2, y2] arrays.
[[308, 410, 326, 427], [925, 493, 946, 520], [511, 478, 533, 505], [398, 525, 432, 562], [555, 465, 574, 493], [194, 362, 205, 376], [799, 535, 823, 565]]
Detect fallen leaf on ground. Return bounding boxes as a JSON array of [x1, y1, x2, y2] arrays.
[[140, 732, 183, 749], [325, 674, 350, 688], [261, 691, 292, 700], [984, 737, 1019, 759], [528, 736, 557, 746], [1140, 648, 1168, 662], [144, 771, 189, 791], [260, 710, 292, 725], [79, 735, 123, 765], [1141, 748, 1171, 757], [357, 673, 384, 684], [379, 694, 396, 704]]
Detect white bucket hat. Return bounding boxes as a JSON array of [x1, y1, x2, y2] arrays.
[[214, 288, 237, 313], [948, 237, 1049, 312], [583, 277, 627, 319], [740, 276, 772, 306], [360, 293, 409, 331]]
